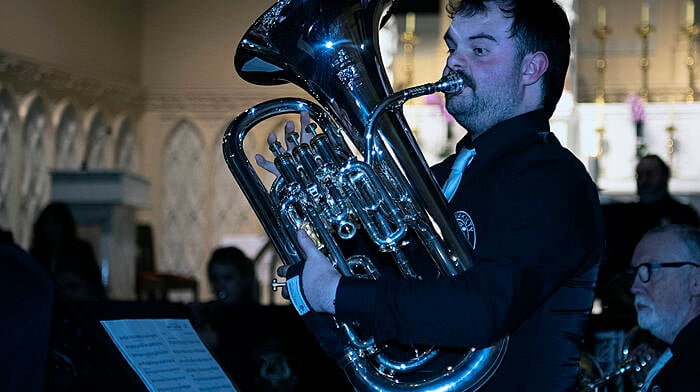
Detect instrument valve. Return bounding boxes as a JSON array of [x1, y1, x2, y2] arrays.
[[269, 140, 286, 156], [286, 131, 301, 146], [304, 123, 319, 135]]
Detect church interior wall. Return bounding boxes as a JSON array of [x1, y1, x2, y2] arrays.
[[0, 0, 142, 85], [2, 0, 700, 301]]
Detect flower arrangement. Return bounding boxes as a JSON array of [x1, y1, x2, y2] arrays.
[[627, 94, 647, 158], [424, 93, 454, 123], [424, 93, 456, 158]]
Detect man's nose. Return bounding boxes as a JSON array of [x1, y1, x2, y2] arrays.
[[445, 53, 464, 71], [630, 273, 643, 294]]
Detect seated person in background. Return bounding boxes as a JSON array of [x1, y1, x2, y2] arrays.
[[208, 246, 260, 306], [597, 154, 700, 322], [628, 224, 700, 391], [29, 202, 106, 301], [190, 246, 260, 351], [635, 154, 700, 224], [192, 246, 351, 391]]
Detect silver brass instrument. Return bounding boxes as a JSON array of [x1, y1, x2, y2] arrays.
[[580, 326, 666, 392], [222, 0, 508, 390], [581, 351, 655, 392]]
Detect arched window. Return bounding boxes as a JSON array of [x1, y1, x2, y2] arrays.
[[0, 89, 17, 231], [84, 111, 109, 169], [55, 104, 80, 169], [18, 97, 49, 247], [160, 120, 205, 276], [210, 127, 264, 248], [114, 118, 139, 172]]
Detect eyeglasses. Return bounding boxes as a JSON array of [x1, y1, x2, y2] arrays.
[[628, 262, 700, 283]]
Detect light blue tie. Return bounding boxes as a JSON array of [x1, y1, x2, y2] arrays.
[[441, 147, 476, 202]]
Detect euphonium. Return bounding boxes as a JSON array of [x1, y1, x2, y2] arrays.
[[580, 326, 666, 392], [222, 0, 508, 390]]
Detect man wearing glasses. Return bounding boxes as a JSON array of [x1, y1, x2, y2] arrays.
[[629, 224, 700, 391]]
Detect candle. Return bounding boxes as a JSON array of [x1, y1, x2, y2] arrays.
[[641, 2, 650, 24], [687, 0, 695, 26], [598, 5, 607, 27], [670, 97, 676, 125], [405, 12, 415, 34]]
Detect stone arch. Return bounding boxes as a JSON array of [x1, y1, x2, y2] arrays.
[[160, 119, 206, 279], [113, 114, 140, 172], [54, 102, 81, 169], [17, 94, 50, 247], [0, 86, 18, 232], [83, 109, 111, 169]]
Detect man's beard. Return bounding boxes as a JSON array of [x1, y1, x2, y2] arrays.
[[635, 296, 681, 343], [445, 69, 521, 135], [636, 297, 660, 333]]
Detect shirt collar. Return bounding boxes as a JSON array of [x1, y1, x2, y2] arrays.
[[454, 110, 550, 163]]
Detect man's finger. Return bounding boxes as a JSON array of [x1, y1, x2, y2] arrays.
[[255, 154, 280, 177], [296, 229, 317, 251], [284, 121, 298, 150], [300, 111, 310, 134], [300, 111, 310, 128], [300, 111, 314, 144], [267, 132, 278, 145]]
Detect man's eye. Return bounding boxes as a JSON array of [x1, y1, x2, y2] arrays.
[[473, 47, 487, 56]]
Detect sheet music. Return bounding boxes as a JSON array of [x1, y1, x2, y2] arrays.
[[101, 319, 238, 391]]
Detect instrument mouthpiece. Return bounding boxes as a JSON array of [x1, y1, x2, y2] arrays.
[[435, 72, 464, 94]]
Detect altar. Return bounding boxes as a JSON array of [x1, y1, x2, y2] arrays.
[[577, 101, 700, 200], [404, 98, 700, 211]]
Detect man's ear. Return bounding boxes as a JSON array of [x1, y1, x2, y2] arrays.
[[521, 51, 549, 86]]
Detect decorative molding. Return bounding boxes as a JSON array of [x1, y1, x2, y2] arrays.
[[147, 91, 243, 112], [0, 51, 313, 115], [146, 85, 307, 113], [0, 50, 146, 116]]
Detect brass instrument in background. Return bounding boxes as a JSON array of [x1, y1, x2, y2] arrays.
[[222, 0, 508, 390], [580, 326, 666, 392]]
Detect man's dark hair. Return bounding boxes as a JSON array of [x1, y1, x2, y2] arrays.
[[207, 247, 253, 272], [638, 154, 671, 179], [646, 224, 700, 259], [207, 246, 259, 304], [446, 0, 571, 118], [29, 202, 79, 270], [31, 202, 78, 243]]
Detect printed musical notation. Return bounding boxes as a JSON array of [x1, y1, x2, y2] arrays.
[[101, 319, 238, 391]]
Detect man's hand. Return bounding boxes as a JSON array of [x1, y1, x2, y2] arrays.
[[254, 111, 314, 177], [297, 230, 341, 314], [277, 230, 341, 314], [256, 111, 341, 314], [281, 231, 348, 364]]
